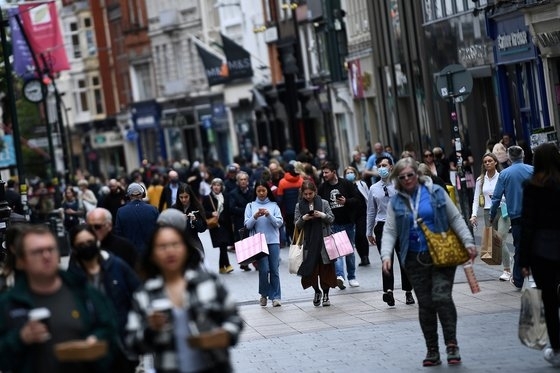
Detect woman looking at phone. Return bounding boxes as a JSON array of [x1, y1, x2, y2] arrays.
[[244, 180, 284, 307], [294, 181, 336, 306]]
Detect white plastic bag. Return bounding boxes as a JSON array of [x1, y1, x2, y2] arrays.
[[518, 277, 548, 350]]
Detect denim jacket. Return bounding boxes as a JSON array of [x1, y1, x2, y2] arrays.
[[380, 181, 475, 264]]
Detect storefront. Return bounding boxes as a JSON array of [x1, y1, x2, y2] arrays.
[[132, 100, 165, 165], [489, 12, 550, 143], [523, 2, 560, 131]]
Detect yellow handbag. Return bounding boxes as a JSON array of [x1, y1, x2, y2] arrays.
[[417, 218, 469, 267]]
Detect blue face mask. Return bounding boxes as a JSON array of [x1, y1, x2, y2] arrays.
[[378, 167, 390, 179], [345, 173, 356, 182]]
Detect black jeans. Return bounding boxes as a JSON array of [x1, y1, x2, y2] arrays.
[[374, 222, 412, 292]]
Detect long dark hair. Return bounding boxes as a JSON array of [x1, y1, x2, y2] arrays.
[[175, 183, 204, 213], [253, 180, 277, 202], [531, 143, 560, 187], [141, 225, 202, 279], [69, 224, 97, 247]]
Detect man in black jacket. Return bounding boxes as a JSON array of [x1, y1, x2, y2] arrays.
[[228, 171, 253, 270], [87, 207, 137, 269], [318, 161, 360, 290]]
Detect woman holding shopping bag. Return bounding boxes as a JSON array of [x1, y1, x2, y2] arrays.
[[294, 180, 336, 307], [469, 152, 511, 281], [244, 180, 284, 307], [519, 143, 560, 367]]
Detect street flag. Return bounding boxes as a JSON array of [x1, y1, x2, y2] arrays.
[[8, 8, 35, 77], [194, 38, 229, 86], [18, 1, 70, 73], [220, 33, 253, 80]]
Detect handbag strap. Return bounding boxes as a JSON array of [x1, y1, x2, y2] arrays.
[[209, 195, 217, 212], [292, 227, 304, 245]]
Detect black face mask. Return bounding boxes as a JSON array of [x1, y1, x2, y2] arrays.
[[75, 243, 99, 261]]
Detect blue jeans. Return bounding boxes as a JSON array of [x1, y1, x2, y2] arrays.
[[332, 223, 356, 281], [511, 222, 523, 288], [258, 243, 281, 300]]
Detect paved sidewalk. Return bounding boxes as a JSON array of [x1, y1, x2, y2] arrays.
[[195, 228, 552, 372]]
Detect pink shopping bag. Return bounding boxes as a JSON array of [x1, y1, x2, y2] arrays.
[[332, 231, 354, 256], [235, 233, 269, 265], [324, 235, 339, 260]]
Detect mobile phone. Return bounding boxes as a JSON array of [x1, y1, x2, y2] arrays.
[[335, 193, 343, 199], [307, 210, 314, 216]]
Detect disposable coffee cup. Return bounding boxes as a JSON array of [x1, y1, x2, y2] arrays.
[[151, 299, 173, 313], [28, 307, 51, 323], [150, 299, 173, 331], [28, 307, 51, 341]]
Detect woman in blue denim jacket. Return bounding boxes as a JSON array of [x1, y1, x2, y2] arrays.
[[380, 158, 476, 368]]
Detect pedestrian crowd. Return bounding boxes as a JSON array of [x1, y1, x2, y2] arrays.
[[0, 136, 559, 370]]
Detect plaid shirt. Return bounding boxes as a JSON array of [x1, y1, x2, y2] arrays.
[[125, 269, 243, 372]]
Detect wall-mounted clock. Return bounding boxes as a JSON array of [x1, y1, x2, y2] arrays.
[[22, 79, 45, 103]]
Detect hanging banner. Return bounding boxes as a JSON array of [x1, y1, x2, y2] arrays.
[[18, 1, 70, 73], [8, 8, 35, 77], [221, 33, 253, 80], [194, 40, 229, 86], [348, 59, 364, 99]]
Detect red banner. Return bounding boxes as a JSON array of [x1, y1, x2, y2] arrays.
[[18, 1, 70, 73]]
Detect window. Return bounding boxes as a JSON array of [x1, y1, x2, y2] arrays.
[[134, 63, 154, 101], [70, 22, 80, 58], [91, 76, 104, 115], [76, 79, 89, 112]]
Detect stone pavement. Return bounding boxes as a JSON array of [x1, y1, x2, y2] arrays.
[[196, 227, 553, 372], [59, 219, 548, 371]]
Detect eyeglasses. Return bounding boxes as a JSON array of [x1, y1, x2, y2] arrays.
[[91, 224, 105, 230], [398, 173, 416, 181], [383, 185, 389, 197], [27, 246, 57, 258], [424, 153, 433, 157]]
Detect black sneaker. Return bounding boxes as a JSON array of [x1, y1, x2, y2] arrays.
[[240, 265, 251, 271], [382, 291, 395, 307], [405, 291, 415, 305], [423, 348, 441, 367], [446, 344, 461, 365], [313, 292, 322, 307]]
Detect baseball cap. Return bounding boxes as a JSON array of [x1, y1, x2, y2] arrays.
[[157, 209, 187, 230], [227, 164, 237, 172], [127, 183, 144, 196]]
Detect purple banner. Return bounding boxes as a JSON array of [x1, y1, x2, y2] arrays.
[[8, 8, 35, 77]]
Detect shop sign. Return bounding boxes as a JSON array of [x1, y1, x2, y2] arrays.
[[493, 15, 536, 65], [497, 30, 529, 51], [91, 131, 124, 149]]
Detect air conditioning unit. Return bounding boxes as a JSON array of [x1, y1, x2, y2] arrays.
[[163, 80, 189, 96], [159, 9, 179, 30]]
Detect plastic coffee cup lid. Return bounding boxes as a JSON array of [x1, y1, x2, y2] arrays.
[[29, 307, 51, 321]]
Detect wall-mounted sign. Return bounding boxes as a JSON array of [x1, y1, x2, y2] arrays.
[[493, 15, 536, 65], [91, 131, 124, 149], [497, 30, 529, 51]]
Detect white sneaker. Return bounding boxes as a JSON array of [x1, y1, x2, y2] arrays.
[[337, 276, 346, 290], [544, 347, 560, 367], [348, 279, 360, 287], [499, 271, 511, 281]]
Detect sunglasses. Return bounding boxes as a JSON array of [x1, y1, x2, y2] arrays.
[[424, 153, 433, 157], [91, 224, 105, 230], [398, 173, 416, 181], [383, 185, 389, 197]]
